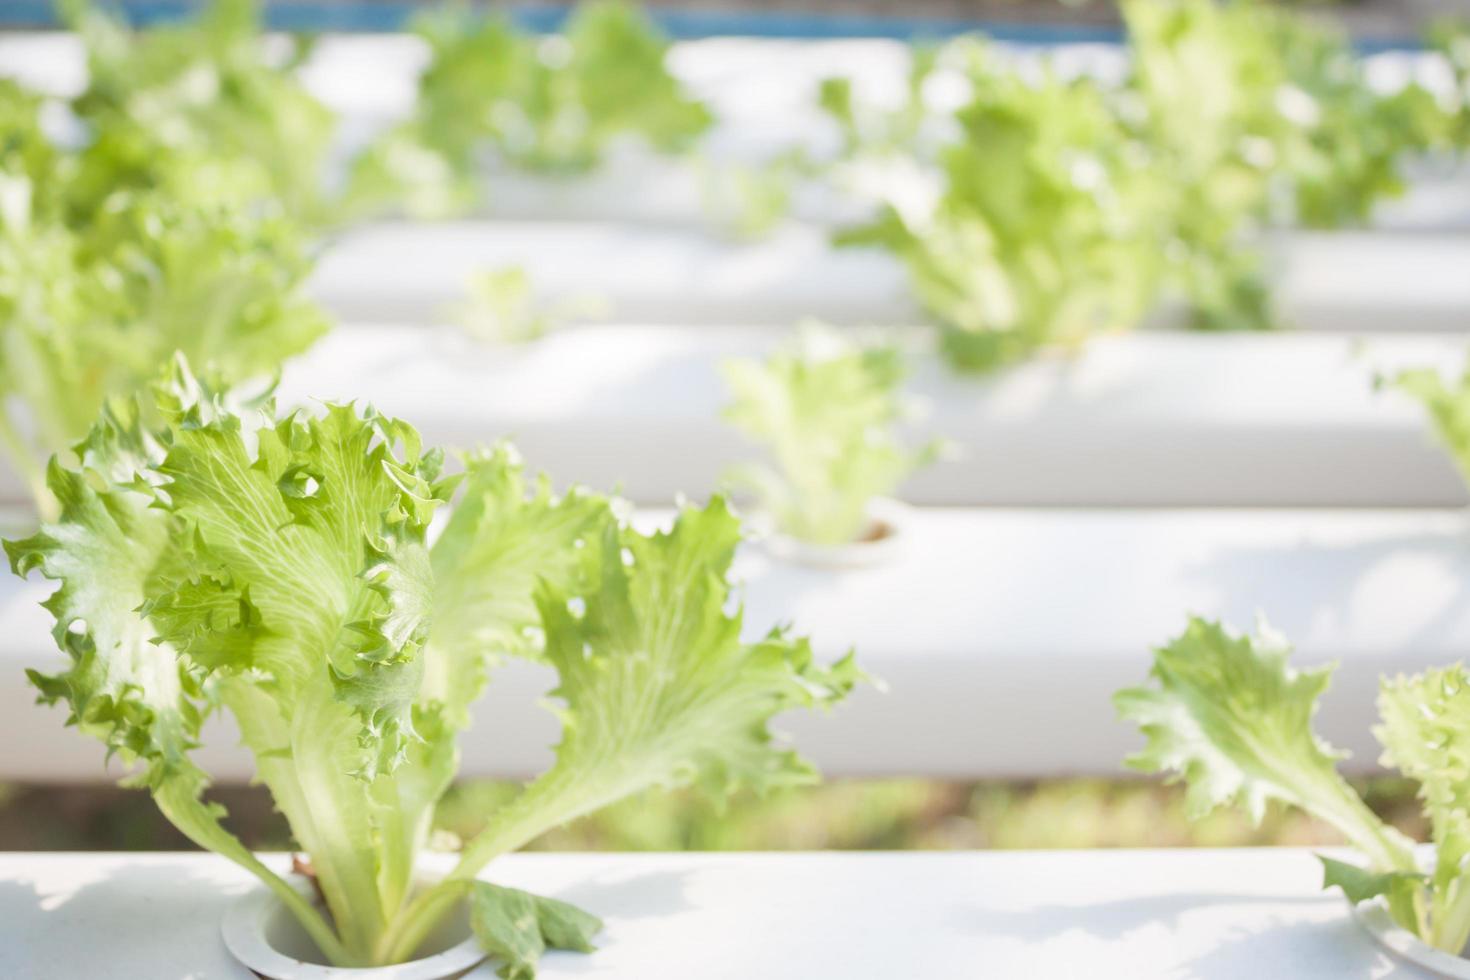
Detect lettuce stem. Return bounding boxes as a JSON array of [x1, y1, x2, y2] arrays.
[[379, 766, 592, 963], [248, 859, 360, 968], [150, 778, 357, 967], [1431, 879, 1470, 954]]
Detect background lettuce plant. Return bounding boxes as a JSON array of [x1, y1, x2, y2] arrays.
[[447, 266, 608, 346], [1122, 0, 1448, 329], [0, 83, 328, 520], [838, 50, 1158, 373], [826, 0, 1459, 366], [346, 0, 712, 218], [722, 324, 942, 546], [14, 359, 859, 971], [1117, 617, 1470, 953], [63, 0, 337, 224]]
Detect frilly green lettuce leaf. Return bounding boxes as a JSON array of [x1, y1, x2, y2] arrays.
[[424, 444, 613, 730], [1116, 616, 1415, 873], [7, 384, 352, 963], [445, 497, 863, 885]]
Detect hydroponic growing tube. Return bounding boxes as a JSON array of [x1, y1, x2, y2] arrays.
[[277, 325, 1467, 508], [0, 849, 1422, 978], [309, 221, 1470, 330], [0, 325, 1456, 509], [1, 505, 1466, 781]]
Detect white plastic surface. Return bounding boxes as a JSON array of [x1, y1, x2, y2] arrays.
[[276, 325, 1469, 508], [757, 498, 912, 570], [0, 324, 1461, 509], [0, 849, 1437, 978], [1357, 903, 1470, 979], [309, 222, 1470, 330], [4, 506, 1470, 781]]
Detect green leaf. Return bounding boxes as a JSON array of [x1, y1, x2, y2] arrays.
[[450, 497, 863, 882], [469, 882, 602, 980], [152, 373, 443, 776], [7, 425, 187, 778], [543, 498, 862, 800], [5, 389, 350, 964], [424, 444, 614, 730], [1319, 854, 1424, 904], [1120, 0, 1446, 326], [1115, 616, 1415, 873], [0, 2, 333, 519]]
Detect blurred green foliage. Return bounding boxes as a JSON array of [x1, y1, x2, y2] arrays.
[[0, 777, 1428, 853]]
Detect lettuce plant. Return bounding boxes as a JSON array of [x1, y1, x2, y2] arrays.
[[1118, 0, 1281, 331], [1269, 17, 1447, 229], [15, 359, 859, 972], [447, 266, 608, 346], [1117, 617, 1470, 952], [722, 325, 941, 546], [0, 88, 328, 520], [833, 3, 1454, 361], [63, 0, 336, 223], [838, 53, 1158, 373], [1122, 0, 1448, 329], [346, 1, 711, 218]]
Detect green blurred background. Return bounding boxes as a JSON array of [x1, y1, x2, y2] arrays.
[[1, 777, 1428, 852]]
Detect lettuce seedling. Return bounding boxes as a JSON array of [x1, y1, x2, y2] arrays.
[[722, 325, 942, 546], [0, 89, 328, 519], [1116, 616, 1470, 952], [447, 266, 608, 346], [346, 1, 711, 218], [15, 358, 859, 972], [63, 0, 336, 223], [838, 51, 1159, 373]]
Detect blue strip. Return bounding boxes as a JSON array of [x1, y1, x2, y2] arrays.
[[0, 0, 1424, 51]]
